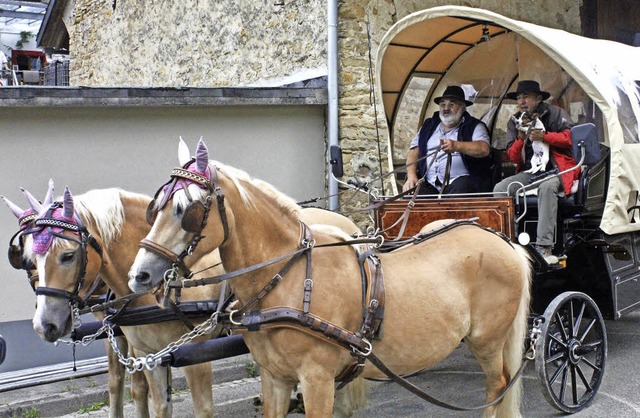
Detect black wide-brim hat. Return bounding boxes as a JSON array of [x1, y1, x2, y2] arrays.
[[506, 80, 551, 100], [433, 85, 473, 106]]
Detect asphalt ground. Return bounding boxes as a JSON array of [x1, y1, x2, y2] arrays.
[[2, 311, 640, 417]]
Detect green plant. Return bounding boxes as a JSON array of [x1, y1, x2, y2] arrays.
[[20, 408, 41, 418], [15, 31, 33, 50], [245, 360, 259, 378], [77, 400, 107, 413]]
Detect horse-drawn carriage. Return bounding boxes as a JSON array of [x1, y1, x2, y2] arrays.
[[350, 5, 640, 413], [5, 6, 640, 417]]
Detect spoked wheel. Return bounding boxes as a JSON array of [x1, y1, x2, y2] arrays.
[[535, 291, 607, 413]]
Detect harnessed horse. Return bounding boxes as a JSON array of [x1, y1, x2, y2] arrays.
[[3, 188, 149, 418], [129, 139, 532, 417], [14, 185, 225, 418]]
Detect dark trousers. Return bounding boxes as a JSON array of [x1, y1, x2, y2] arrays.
[[419, 175, 477, 195]]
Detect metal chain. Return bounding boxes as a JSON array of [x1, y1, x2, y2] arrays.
[[104, 311, 221, 373], [56, 320, 112, 348], [526, 316, 543, 360]]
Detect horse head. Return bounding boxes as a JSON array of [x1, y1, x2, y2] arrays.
[[128, 138, 231, 295], [20, 185, 105, 342]]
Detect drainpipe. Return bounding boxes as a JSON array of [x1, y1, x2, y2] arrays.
[[327, 0, 339, 210]]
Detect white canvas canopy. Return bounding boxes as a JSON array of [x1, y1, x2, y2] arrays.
[[376, 5, 640, 235]]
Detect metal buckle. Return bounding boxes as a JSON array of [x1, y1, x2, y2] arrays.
[[229, 310, 242, 326], [352, 338, 372, 357]]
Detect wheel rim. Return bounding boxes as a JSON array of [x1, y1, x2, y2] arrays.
[[535, 291, 607, 413]]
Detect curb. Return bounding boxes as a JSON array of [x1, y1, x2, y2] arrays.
[[0, 354, 253, 417]]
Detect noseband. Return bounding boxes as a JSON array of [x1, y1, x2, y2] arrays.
[[20, 202, 104, 308], [141, 160, 229, 280]]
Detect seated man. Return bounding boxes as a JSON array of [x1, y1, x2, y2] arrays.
[[403, 85, 492, 195], [493, 80, 578, 263]]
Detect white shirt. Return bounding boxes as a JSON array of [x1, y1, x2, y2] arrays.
[[409, 119, 490, 190]]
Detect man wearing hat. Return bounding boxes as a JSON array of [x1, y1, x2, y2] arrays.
[[403, 85, 493, 195], [494, 80, 577, 264]]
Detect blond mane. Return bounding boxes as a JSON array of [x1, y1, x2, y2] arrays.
[[214, 161, 302, 218]]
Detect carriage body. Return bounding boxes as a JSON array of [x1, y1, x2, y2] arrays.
[[365, 6, 640, 413], [371, 5, 640, 320]]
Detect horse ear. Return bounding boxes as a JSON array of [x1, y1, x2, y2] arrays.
[[178, 137, 191, 166], [0, 195, 26, 219], [21, 188, 43, 213], [195, 137, 209, 174], [43, 178, 55, 207], [63, 187, 74, 219]]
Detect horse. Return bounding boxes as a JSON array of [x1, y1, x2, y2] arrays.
[[128, 139, 532, 418], [2, 189, 150, 418], [15, 184, 225, 418]]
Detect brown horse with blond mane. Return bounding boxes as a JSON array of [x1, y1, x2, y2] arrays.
[[129, 139, 531, 417]]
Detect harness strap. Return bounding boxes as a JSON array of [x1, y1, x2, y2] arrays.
[[367, 351, 529, 411], [139, 238, 192, 277], [174, 236, 382, 289], [226, 307, 371, 353]]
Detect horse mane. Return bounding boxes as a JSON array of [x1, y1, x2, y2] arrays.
[[214, 161, 302, 218], [73, 188, 148, 248]]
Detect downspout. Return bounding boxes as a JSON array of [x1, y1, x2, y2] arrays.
[[327, 0, 339, 210]]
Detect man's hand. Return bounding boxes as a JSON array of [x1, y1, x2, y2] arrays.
[[530, 129, 545, 142], [403, 176, 418, 192], [440, 139, 457, 154]]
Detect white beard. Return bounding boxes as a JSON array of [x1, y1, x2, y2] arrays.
[[440, 108, 463, 126]]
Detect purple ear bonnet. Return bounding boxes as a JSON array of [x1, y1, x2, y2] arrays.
[[18, 208, 37, 230], [32, 188, 77, 254], [195, 139, 209, 174], [162, 140, 211, 199], [31, 207, 77, 254]]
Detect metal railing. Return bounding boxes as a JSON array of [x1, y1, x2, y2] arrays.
[[44, 61, 70, 86]]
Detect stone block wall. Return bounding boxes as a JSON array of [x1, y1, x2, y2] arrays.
[[67, 0, 582, 228]]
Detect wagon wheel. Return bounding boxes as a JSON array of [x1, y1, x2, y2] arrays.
[[535, 291, 607, 413]]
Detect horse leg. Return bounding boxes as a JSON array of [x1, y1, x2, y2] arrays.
[[129, 370, 150, 418], [182, 363, 214, 418], [334, 377, 368, 418], [139, 359, 172, 418], [298, 368, 336, 418], [260, 367, 294, 418], [104, 338, 126, 418], [467, 345, 513, 418]]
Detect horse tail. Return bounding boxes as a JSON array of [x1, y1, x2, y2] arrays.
[[333, 376, 368, 417], [496, 244, 532, 418]]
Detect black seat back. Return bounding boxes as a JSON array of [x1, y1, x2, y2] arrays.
[[570, 123, 600, 167]]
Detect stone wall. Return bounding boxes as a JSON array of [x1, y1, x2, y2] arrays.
[[67, 0, 583, 228], [69, 0, 327, 86]]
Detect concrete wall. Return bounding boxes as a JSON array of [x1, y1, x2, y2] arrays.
[[0, 102, 326, 321]]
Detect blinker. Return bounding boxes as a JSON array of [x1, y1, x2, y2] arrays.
[[8, 243, 36, 271], [181, 201, 206, 233], [146, 199, 206, 233], [146, 200, 157, 226]]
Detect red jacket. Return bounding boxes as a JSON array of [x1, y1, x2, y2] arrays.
[[507, 129, 579, 195]]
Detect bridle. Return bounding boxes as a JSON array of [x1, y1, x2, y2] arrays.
[[141, 159, 229, 283], [7, 211, 39, 290], [19, 202, 104, 309]]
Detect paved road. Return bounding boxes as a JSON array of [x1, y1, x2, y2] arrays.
[[37, 311, 640, 417]]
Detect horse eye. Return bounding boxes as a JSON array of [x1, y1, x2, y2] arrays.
[[175, 205, 184, 216], [60, 252, 75, 264]]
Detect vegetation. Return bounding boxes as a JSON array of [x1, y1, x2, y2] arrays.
[[15, 31, 33, 50], [15, 408, 40, 418], [77, 400, 108, 414], [245, 360, 259, 378]]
